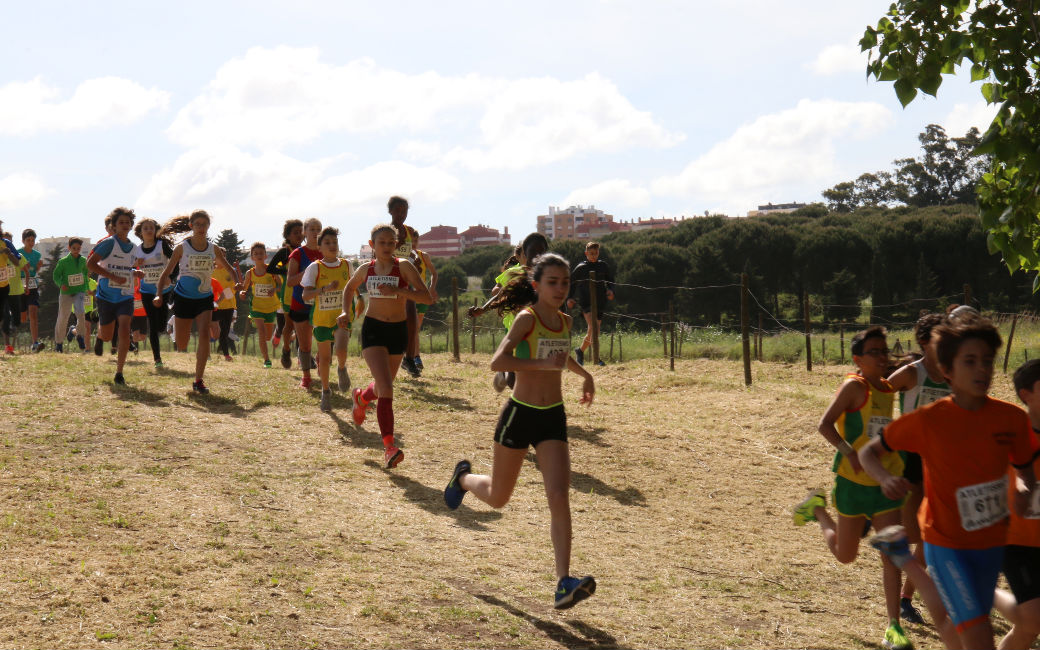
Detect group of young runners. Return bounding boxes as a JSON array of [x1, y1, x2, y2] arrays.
[[794, 308, 1040, 650], [3, 199, 602, 610]]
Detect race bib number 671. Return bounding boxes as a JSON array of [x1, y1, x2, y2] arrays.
[[956, 476, 1009, 531]]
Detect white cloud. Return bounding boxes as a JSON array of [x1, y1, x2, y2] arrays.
[[167, 47, 681, 170], [0, 173, 53, 209], [135, 145, 460, 225], [652, 99, 892, 201], [562, 179, 650, 209], [808, 38, 866, 76], [942, 100, 998, 136], [0, 77, 169, 136]]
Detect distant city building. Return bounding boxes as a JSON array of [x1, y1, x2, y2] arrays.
[[537, 205, 614, 240], [418, 224, 510, 258], [37, 236, 93, 259], [747, 202, 807, 217], [538, 205, 691, 240]]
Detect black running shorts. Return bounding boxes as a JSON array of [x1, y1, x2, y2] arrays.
[[493, 398, 567, 449], [360, 317, 407, 355]]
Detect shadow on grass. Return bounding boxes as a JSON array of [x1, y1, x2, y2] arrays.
[[473, 593, 627, 650], [185, 392, 271, 418], [525, 452, 647, 507], [395, 384, 475, 411], [363, 460, 503, 531], [328, 412, 383, 450], [154, 365, 195, 379], [566, 425, 610, 447], [108, 383, 170, 406]]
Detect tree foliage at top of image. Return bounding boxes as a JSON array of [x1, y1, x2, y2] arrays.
[[861, 1, 1040, 283], [823, 124, 988, 212]]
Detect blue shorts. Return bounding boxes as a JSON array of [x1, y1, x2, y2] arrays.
[[924, 542, 1004, 632], [97, 297, 134, 326]]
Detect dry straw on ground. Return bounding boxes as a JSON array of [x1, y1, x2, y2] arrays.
[[0, 351, 1019, 648]]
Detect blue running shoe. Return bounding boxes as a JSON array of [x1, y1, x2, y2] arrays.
[[870, 525, 912, 569], [444, 460, 471, 510], [554, 575, 596, 610]]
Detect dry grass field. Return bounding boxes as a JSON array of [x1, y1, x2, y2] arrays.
[[0, 350, 1022, 649]]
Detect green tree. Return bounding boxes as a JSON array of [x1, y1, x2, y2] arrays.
[[38, 242, 65, 337], [435, 261, 468, 298], [861, 1, 1040, 279], [215, 228, 246, 266]]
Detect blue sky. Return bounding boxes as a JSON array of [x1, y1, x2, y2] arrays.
[[0, 1, 994, 253]]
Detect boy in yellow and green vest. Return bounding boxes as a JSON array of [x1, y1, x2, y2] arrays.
[[792, 325, 913, 650]]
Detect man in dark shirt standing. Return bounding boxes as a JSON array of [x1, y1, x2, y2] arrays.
[[566, 241, 614, 366]]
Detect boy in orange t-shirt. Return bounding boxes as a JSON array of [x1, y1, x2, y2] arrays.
[[862, 316, 1037, 650]]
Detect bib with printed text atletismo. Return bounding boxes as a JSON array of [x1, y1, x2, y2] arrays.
[[513, 306, 570, 364], [310, 259, 353, 328], [364, 258, 407, 301], [833, 374, 902, 486], [957, 475, 1009, 531], [900, 359, 952, 414]]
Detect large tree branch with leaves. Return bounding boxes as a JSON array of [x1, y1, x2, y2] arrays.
[[862, 1, 1040, 285]]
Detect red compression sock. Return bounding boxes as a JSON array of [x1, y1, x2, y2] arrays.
[[377, 397, 394, 447], [362, 383, 377, 404]]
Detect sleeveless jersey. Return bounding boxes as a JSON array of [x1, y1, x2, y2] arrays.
[[95, 236, 138, 303], [247, 268, 280, 313], [832, 374, 904, 485], [413, 250, 432, 287], [308, 259, 354, 328], [138, 240, 173, 295], [289, 246, 320, 311], [513, 306, 570, 361], [175, 239, 215, 299], [212, 266, 237, 310], [394, 225, 418, 258], [900, 358, 951, 415], [365, 258, 409, 299]]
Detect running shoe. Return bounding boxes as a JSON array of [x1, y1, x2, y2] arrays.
[[300, 375, 312, 389], [113, 372, 125, 386], [77, 335, 85, 351], [869, 525, 913, 569], [263, 359, 272, 369], [129, 341, 138, 353], [900, 597, 925, 625], [352, 388, 367, 426], [320, 389, 332, 412], [384, 446, 404, 469], [94, 338, 103, 356], [154, 360, 164, 369], [66, 326, 75, 342], [402, 356, 420, 378], [596, 359, 605, 367], [414, 355, 424, 371], [55, 342, 63, 354], [792, 489, 826, 526], [444, 459, 471, 510], [882, 620, 913, 650], [192, 380, 209, 395], [554, 576, 596, 610], [30, 341, 38, 353], [35, 341, 44, 353], [337, 366, 350, 392], [4, 345, 13, 355], [223, 354, 233, 362], [272, 335, 281, 346], [492, 371, 508, 392], [280, 346, 292, 369], [574, 348, 584, 366]]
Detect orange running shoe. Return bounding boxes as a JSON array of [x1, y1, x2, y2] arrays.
[[352, 387, 367, 425], [384, 446, 403, 469]]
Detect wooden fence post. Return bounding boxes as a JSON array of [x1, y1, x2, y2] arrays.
[[840, 324, 845, 365], [741, 273, 751, 386], [660, 314, 668, 358], [669, 301, 675, 372], [618, 329, 623, 362], [821, 338, 826, 365], [609, 330, 615, 362], [803, 291, 812, 372], [1003, 313, 1018, 373], [451, 277, 460, 361]]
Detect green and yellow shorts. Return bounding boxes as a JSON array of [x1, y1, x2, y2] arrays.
[[832, 474, 905, 518]]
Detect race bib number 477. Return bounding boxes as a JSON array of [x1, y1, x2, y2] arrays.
[[956, 476, 1009, 531]]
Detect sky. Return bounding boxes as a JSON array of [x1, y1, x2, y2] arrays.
[[0, 1, 996, 254]]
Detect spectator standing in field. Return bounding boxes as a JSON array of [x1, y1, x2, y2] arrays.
[[566, 241, 614, 366]]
